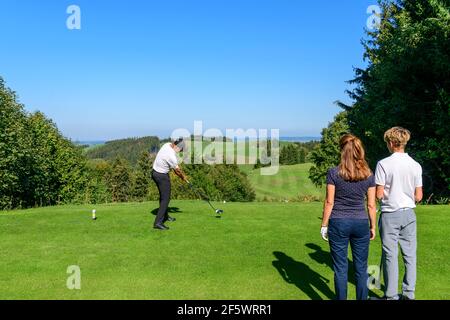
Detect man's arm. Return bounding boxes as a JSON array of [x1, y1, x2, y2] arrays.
[[374, 162, 386, 201], [415, 165, 423, 203], [168, 153, 188, 182], [173, 166, 188, 183], [415, 187, 423, 203], [376, 185, 384, 201]]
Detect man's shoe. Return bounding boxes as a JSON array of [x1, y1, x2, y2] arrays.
[[154, 224, 169, 230], [400, 294, 415, 301], [166, 216, 176, 222]]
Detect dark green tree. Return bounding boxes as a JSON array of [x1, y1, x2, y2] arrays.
[[309, 112, 349, 187], [0, 78, 89, 209], [0, 78, 30, 209], [209, 164, 256, 202], [298, 147, 306, 164], [106, 158, 132, 202], [279, 144, 307, 165], [84, 159, 111, 204], [133, 151, 153, 200], [27, 112, 88, 206], [339, 0, 450, 197]]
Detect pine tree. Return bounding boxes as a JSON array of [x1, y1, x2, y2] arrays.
[[133, 151, 152, 200], [106, 158, 132, 202], [338, 0, 450, 197], [309, 112, 349, 186]]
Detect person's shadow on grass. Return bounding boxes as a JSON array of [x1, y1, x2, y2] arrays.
[[305, 243, 356, 286], [150, 207, 182, 215], [272, 251, 335, 300], [305, 243, 385, 298]]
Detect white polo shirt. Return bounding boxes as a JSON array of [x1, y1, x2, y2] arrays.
[[375, 152, 422, 212], [153, 143, 179, 174]]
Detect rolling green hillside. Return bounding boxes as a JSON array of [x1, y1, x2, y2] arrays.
[[248, 163, 323, 202], [85, 136, 160, 166]]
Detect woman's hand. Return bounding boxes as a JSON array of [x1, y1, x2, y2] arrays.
[[370, 227, 376, 240], [320, 226, 329, 242]]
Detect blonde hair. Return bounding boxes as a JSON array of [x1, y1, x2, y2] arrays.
[[338, 134, 372, 182], [384, 127, 411, 148]]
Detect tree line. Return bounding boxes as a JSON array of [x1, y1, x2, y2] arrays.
[[279, 141, 318, 165], [310, 0, 449, 202], [0, 78, 255, 210], [83, 152, 255, 204], [254, 140, 319, 169], [0, 78, 88, 209], [85, 136, 160, 166]]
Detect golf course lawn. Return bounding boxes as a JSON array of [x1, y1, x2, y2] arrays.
[[248, 163, 323, 201], [0, 201, 448, 300]]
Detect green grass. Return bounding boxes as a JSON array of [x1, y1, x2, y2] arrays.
[[248, 163, 323, 201], [200, 141, 259, 164], [0, 202, 448, 300], [193, 140, 294, 166]]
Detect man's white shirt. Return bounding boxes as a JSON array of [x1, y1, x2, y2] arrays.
[[153, 143, 179, 174], [375, 152, 422, 212]]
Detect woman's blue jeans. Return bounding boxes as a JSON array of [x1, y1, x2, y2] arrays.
[[328, 218, 370, 300]]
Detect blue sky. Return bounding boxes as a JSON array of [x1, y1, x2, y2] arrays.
[[0, 0, 375, 141]]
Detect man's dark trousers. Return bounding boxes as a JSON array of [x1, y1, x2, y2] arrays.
[[152, 170, 171, 226]]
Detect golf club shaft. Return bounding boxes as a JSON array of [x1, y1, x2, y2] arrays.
[[188, 183, 218, 212]]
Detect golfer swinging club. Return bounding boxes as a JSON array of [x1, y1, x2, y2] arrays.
[[152, 138, 188, 230]]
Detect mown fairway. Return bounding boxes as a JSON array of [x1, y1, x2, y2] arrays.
[[0, 202, 448, 300], [248, 164, 323, 201]]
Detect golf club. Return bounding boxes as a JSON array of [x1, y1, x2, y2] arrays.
[[187, 182, 224, 215]]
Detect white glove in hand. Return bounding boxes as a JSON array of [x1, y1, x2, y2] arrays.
[[320, 226, 329, 242]]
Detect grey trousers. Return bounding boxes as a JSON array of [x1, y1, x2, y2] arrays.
[[379, 208, 417, 300]]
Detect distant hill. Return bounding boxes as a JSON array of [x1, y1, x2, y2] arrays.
[[280, 136, 321, 142], [83, 135, 320, 167], [85, 136, 160, 166], [74, 140, 106, 146]]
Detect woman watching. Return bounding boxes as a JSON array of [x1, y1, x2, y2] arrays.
[[320, 134, 377, 300]]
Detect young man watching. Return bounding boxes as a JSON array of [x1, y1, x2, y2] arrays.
[[375, 127, 423, 300], [152, 138, 189, 230]]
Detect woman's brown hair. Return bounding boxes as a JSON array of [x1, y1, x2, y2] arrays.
[[338, 134, 372, 181]]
